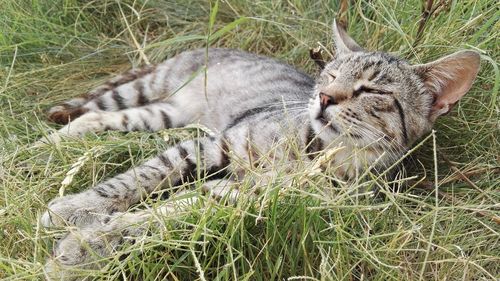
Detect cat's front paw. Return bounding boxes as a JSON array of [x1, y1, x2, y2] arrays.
[[41, 190, 126, 228], [44, 212, 149, 280], [44, 229, 118, 281]]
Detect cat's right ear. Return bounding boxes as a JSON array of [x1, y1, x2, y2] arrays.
[[332, 19, 364, 55], [412, 51, 480, 122]]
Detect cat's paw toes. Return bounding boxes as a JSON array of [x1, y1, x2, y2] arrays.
[[44, 215, 146, 280], [41, 192, 119, 228], [44, 259, 89, 281], [41, 206, 100, 229], [32, 130, 65, 148], [44, 229, 119, 280]]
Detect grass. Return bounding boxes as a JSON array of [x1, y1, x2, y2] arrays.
[[0, 0, 499, 280]]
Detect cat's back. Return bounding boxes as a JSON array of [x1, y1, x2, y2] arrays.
[[161, 48, 315, 101], [149, 48, 314, 131]]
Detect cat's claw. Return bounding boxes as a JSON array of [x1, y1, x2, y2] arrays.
[[41, 191, 125, 228]]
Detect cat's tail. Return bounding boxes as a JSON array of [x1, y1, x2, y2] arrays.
[[48, 65, 156, 124]]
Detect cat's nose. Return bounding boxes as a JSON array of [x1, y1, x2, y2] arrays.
[[319, 92, 335, 111], [319, 84, 351, 108]]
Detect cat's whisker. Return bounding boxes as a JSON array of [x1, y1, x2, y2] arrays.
[[336, 114, 403, 165]]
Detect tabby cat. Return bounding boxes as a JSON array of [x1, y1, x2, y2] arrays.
[[41, 21, 480, 278]]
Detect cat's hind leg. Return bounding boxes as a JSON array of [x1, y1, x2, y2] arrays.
[[42, 102, 187, 144], [48, 65, 157, 125]]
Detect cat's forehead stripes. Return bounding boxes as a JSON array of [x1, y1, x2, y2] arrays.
[[328, 52, 408, 85]]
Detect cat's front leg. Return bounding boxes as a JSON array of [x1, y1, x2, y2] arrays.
[[44, 190, 198, 280], [44, 179, 242, 280], [44, 174, 275, 277], [44, 177, 265, 278], [41, 137, 229, 228], [40, 190, 128, 228]]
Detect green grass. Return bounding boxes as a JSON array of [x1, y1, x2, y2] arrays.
[[1, 0, 499, 280]]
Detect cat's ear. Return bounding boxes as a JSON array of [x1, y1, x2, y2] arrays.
[[332, 19, 364, 55], [332, 20, 364, 54], [413, 50, 480, 121]]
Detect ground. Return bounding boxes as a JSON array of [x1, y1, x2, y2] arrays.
[[0, 0, 498, 280]]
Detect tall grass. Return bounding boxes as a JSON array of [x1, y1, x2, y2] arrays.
[[0, 0, 498, 280]]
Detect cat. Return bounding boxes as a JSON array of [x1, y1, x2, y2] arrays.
[[40, 21, 480, 278]]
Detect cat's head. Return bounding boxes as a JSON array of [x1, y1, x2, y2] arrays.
[[309, 20, 480, 159]]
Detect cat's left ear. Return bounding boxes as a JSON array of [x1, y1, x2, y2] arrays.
[[332, 19, 364, 55], [413, 50, 480, 121]]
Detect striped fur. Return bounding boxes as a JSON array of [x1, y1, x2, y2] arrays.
[[41, 21, 480, 276]]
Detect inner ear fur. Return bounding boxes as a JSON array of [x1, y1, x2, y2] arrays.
[[413, 50, 480, 121]]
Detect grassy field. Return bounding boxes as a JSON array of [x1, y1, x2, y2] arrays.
[[0, 0, 499, 280]]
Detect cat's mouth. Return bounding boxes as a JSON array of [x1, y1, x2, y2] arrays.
[[316, 110, 364, 141], [316, 111, 340, 134]]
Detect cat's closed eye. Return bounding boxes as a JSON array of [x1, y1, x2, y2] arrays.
[[325, 71, 337, 83], [353, 86, 391, 97]]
